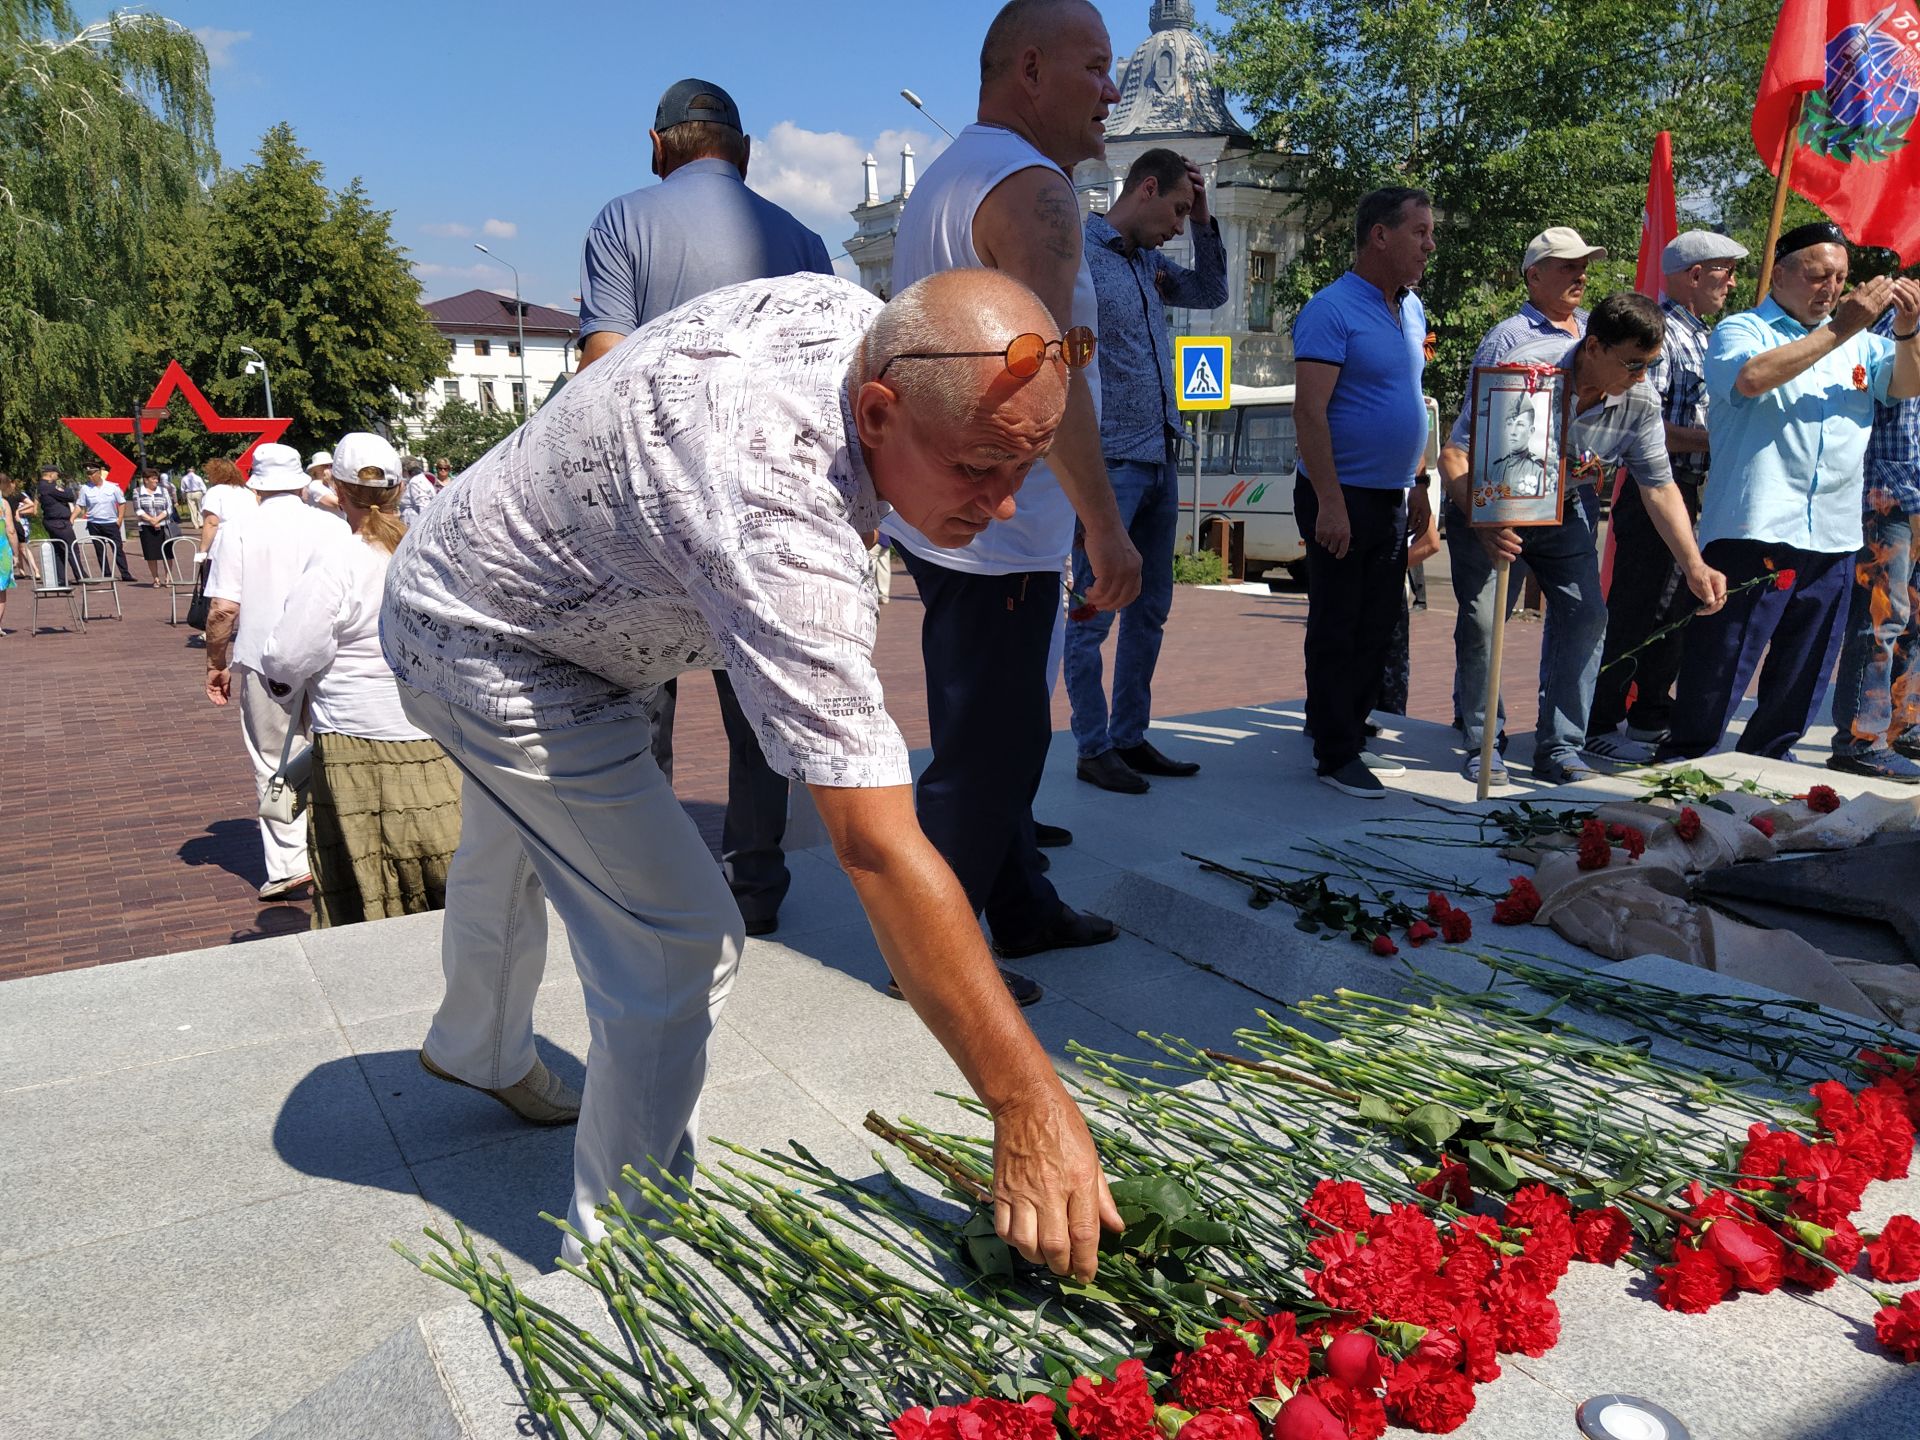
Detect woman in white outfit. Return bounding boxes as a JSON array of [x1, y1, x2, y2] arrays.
[[260, 433, 462, 927]]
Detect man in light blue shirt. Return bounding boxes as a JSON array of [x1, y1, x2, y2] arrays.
[[76, 461, 133, 581], [1662, 222, 1920, 761]]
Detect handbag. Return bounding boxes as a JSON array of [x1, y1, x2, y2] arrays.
[[259, 707, 314, 824], [185, 564, 211, 631]]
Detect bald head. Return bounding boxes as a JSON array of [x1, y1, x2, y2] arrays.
[[861, 268, 1064, 431], [981, 0, 1098, 84]]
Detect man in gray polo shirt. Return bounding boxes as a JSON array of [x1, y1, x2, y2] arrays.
[[570, 77, 832, 938]]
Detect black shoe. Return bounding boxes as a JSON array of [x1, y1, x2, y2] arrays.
[[742, 914, 778, 938], [1317, 758, 1385, 798], [1034, 822, 1072, 848], [1077, 749, 1149, 794], [1895, 734, 1920, 763], [1116, 740, 1199, 778], [1036, 850, 1050, 873], [1363, 721, 1380, 739], [991, 907, 1120, 960], [888, 968, 1043, 1006]]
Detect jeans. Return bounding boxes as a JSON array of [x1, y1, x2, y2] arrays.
[[1065, 457, 1178, 757], [1445, 487, 1606, 768], [1589, 478, 1701, 738], [1297, 477, 1408, 771], [1830, 492, 1920, 758]]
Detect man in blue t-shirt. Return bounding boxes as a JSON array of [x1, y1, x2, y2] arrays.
[[1290, 188, 1435, 797]]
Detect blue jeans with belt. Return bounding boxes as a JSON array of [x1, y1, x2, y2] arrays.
[[1445, 486, 1606, 769], [1065, 457, 1178, 758], [1830, 490, 1920, 759]]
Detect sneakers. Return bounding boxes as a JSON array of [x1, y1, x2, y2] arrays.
[[1583, 732, 1656, 767], [1360, 752, 1407, 777], [419, 1051, 582, 1125], [1893, 734, 1920, 763], [1319, 758, 1385, 798], [1534, 754, 1595, 785], [258, 872, 312, 901], [1625, 724, 1670, 746], [1462, 753, 1509, 788], [1828, 750, 1920, 784]]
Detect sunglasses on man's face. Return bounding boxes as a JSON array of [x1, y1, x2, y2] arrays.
[[1609, 348, 1657, 375], [877, 326, 1096, 383]]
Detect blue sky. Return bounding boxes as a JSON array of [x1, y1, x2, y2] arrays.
[[161, 0, 1234, 311]]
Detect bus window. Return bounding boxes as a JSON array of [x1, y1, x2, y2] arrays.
[[1177, 417, 1238, 473], [1239, 406, 1297, 474]]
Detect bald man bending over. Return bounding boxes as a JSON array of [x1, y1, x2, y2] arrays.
[[384, 268, 1122, 1282]]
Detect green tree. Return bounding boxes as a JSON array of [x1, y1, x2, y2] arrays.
[[179, 123, 448, 455], [0, 2, 216, 470], [1212, 0, 1783, 415], [410, 398, 521, 474]]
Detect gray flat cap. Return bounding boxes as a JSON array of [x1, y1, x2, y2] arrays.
[[1662, 229, 1749, 273]]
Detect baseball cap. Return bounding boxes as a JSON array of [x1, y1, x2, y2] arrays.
[[655, 78, 741, 132], [1522, 227, 1608, 271], [1662, 230, 1748, 273], [247, 442, 309, 492], [330, 432, 402, 489]]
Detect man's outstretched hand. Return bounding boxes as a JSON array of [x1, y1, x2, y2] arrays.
[[990, 1078, 1124, 1282]]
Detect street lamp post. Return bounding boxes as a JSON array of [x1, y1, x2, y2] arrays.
[[239, 345, 274, 418], [899, 88, 956, 140], [474, 243, 530, 418]]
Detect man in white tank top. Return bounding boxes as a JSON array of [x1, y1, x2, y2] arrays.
[[880, 0, 1140, 1000]]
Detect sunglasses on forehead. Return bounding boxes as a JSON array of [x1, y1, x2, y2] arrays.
[[877, 326, 1097, 383]]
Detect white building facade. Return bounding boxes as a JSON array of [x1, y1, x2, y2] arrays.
[[409, 289, 579, 429]]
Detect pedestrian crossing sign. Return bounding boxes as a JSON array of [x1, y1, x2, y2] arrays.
[[1175, 337, 1231, 411]]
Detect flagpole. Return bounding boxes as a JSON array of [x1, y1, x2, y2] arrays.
[[1755, 94, 1805, 305]]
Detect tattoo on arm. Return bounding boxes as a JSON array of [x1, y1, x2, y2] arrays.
[[1034, 179, 1078, 263]]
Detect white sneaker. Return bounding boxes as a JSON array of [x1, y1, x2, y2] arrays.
[[1361, 752, 1407, 777], [1584, 733, 1656, 766]]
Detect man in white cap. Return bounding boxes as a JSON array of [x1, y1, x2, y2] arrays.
[[1587, 229, 1748, 763], [305, 450, 343, 513], [204, 441, 349, 899]]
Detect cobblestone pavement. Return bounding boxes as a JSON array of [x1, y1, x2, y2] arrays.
[[0, 560, 1540, 981]]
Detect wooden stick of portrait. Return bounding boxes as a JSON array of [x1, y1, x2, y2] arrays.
[[1478, 560, 1509, 802], [1755, 93, 1804, 306]]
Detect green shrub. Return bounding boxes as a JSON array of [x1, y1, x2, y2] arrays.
[[1172, 549, 1226, 586]]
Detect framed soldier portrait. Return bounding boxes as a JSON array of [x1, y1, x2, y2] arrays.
[[1466, 364, 1569, 528]]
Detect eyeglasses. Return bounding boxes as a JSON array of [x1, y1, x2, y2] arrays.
[[877, 326, 1096, 383]]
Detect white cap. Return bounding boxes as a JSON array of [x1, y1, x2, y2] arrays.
[[330, 432, 402, 489], [1522, 226, 1608, 271], [247, 442, 309, 492], [306, 450, 333, 473]]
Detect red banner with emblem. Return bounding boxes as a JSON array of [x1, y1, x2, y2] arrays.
[[1753, 0, 1920, 264]]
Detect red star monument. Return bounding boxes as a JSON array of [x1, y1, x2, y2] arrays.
[[61, 362, 291, 488]]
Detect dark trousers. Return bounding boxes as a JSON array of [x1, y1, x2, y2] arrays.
[[85, 520, 133, 580], [1296, 477, 1407, 772], [1660, 540, 1853, 760], [43, 523, 76, 586], [901, 548, 1062, 942], [1589, 478, 1701, 738], [649, 671, 790, 926]]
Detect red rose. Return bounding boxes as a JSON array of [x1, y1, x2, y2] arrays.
[[1868, 1215, 1920, 1283], [1172, 1328, 1270, 1413], [1674, 806, 1703, 842], [1406, 919, 1437, 947], [1427, 890, 1453, 918], [1176, 1412, 1261, 1440], [1324, 1331, 1386, 1391], [1704, 1217, 1784, 1293], [1386, 1358, 1477, 1434], [1272, 1390, 1347, 1440], [1256, 1311, 1312, 1389], [1774, 568, 1797, 591], [1417, 1158, 1474, 1208], [1874, 1291, 1920, 1362], [1751, 814, 1776, 838], [1066, 1359, 1158, 1440], [1804, 784, 1840, 813], [1306, 1377, 1388, 1440], [1304, 1179, 1373, 1232], [1440, 908, 1473, 943], [1571, 1205, 1633, 1264], [1370, 932, 1398, 955], [1656, 1245, 1732, 1312]]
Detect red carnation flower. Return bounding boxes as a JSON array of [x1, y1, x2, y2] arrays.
[[1852, 363, 1868, 391], [893, 1396, 1054, 1440], [1406, 919, 1437, 947], [1606, 821, 1647, 858], [1489, 1276, 1562, 1355], [1417, 1158, 1474, 1209], [1804, 784, 1840, 813], [1372, 933, 1398, 956], [1452, 1303, 1502, 1383], [1386, 1358, 1477, 1434], [1874, 1291, 1920, 1362], [1860, 1048, 1920, 1125], [1176, 1413, 1261, 1440], [1065, 1359, 1158, 1440], [1439, 908, 1473, 943], [1492, 875, 1542, 925], [1774, 568, 1797, 590], [1272, 1390, 1347, 1440], [1788, 1142, 1873, 1227], [1751, 814, 1776, 838], [1576, 818, 1612, 870], [1067, 603, 1098, 622], [1306, 1377, 1388, 1440], [1304, 1179, 1373, 1232], [1571, 1205, 1633, 1264], [1426, 890, 1453, 919], [1783, 1216, 1862, 1291], [1255, 1311, 1312, 1389], [1656, 1244, 1733, 1312], [1325, 1332, 1386, 1391], [1674, 806, 1703, 842], [1172, 1328, 1270, 1413], [1868, 1215, 1920, 1283]]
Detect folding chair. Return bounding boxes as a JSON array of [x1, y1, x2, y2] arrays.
[[162, 534, 202, 624], [28, 540, 86, 636], [72, 534, 124, 622]]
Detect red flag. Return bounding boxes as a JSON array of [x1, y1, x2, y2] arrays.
[[1753, 1, 1920, 264], [1634, 131, 1678, 300]]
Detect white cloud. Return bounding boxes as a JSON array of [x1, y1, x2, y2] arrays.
[[413, 261, 505, 287], [482, 218, 518, 239], [747, 121, 945, 273], [420, 221, 474, 238], [193, 27, 250, 69]]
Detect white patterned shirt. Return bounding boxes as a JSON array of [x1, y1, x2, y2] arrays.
[[381, 273, 911, 789]]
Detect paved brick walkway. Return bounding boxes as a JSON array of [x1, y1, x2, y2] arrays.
[[0, 561, 1539, 981]]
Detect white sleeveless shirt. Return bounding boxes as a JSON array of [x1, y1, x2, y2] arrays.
[[880, 124, 1101, 574]]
